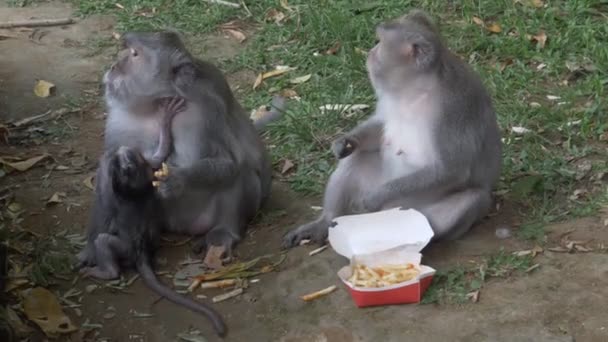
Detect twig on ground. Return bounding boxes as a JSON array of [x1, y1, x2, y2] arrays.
[[0, 18, 74, 29], [203, 0, 240, 8]]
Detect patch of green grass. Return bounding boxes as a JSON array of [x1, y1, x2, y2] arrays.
[[421, 250, 534, 304], [71, 0, 608, 232]]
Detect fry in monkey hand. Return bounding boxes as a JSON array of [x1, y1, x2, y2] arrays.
[[347, 262, 420, 288]]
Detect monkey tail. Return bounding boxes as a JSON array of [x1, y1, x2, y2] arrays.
[[253, 95, 287, 132], [136, 259, 227, 337]]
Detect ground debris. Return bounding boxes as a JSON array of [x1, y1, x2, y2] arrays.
[[301, 285, 337, 302], [21, 287, 78, 338], [212, 288, 243, 303]]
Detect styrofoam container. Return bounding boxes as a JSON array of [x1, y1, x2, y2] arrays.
[[328, 207, 435, 307]]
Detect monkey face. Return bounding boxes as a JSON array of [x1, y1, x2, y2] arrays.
[[367, 14, 440, 94], [103, 31, 188, 102]]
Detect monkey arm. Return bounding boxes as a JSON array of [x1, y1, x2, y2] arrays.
[[332, 118, 384, 159], [347, 118, 384, 152]]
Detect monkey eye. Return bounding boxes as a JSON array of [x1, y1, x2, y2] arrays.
[[130, 48, 138, 57]]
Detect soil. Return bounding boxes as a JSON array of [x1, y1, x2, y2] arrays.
[[1, 2, 607, 342]]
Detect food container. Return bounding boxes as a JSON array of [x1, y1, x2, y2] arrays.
[[328, 207, 436, 307]]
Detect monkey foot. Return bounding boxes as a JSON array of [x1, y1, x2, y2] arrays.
[[80, 266, 120, 280], [282, 219, 330, 249], [192, 229, 237, 266]]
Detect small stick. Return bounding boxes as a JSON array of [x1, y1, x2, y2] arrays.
[[0, 18, 74, 29], [309, 245, 328, 256], [203, 0, 241, 8], [212, 288, 243, 303], [300, 285, 337, 302]]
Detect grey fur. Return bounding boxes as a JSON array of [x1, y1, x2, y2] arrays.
[[100, 31, 277, 258], [283, 10, 502, 248]]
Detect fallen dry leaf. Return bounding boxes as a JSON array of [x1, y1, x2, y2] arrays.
[[203, 245, 227, 270], [253, 66, 296, 89], [525, 264, 540, 273], [46, 192, 66, 206], [0, 153, 49, 172], [33, 80, 56, 98], [511, 126, 532, 135], [472, 17, 501, 34], [280, 0, 293, 11], [325, 41, 341, 55], [466, 290, 480, 303], [472, 16, 484, 26], [516, 0, 544, 8], [290, 74, 312, 84], [486, 23, 502, 33], [224, 29, 246, 43], [22, 287, 78, 338], [265, 9, 286, 24], [279, 89, 299, 99], [112, 31, 121, 40], [528, 31, 547, 49], [83, 174, 95, 191], [281, 159, 295, 174]]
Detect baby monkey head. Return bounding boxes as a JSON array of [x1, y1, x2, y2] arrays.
[[103, 31, 196, 104], [110, 146, 155, 200], [367, 10, 443, 94]]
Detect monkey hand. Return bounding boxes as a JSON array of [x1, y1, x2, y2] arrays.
[[152, 162, 170, 187], [155, 167, 185, 199], [161, 96, 187, 117], [331, 135, 358, 159]]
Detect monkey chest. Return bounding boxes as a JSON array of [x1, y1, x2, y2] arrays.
[[381, 118, 437, 176]]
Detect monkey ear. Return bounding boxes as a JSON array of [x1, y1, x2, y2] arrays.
[[172, 62, 197, 88]]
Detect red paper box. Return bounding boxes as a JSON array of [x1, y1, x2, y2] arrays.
[[328, 208, 436, 307]]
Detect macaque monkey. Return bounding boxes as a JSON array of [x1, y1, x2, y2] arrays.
[[89, 30, 276, 260], [79, 145, 226, 336], [283, 10, 502, 247]]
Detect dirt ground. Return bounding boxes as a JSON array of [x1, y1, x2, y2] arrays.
[[1, 2, 608, 342]]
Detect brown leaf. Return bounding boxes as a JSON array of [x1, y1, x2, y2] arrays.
[[486, 23, 502, 33], [280, 0, 293, 11], [0, 153, 49, 171], [203, 245, 226, 270], [290, 74, 312, 84], [253, 66, 295, 89], [279, 89, 298, 99], [532, 0, 544, 8], [46, 192, 66, 206], [472, 16, 484, 26], [265, 9, 286, 24], [529, 31, 547, 49], [466, 290, 480, 303], [115, 3, 125, 9], [224, 29, 246, 43], [325, 41, 341, 55], [83, 174, 95, 191], [547, 246, 570, 253], [253, 73, 263, 90], [22, 287, 78, 338], [33, 80, 56, 98], [281, 159, 295, 174]]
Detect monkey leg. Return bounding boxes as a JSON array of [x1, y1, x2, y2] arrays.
[[282, 153, 383, 248], [81, 233, 129, 280], [191, 171, 261, 261], [418, 188, 492, 240]]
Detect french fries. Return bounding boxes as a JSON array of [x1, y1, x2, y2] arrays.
[[152, 162, 170, 187], [300, 285, 337, 302], [347, 262, 420, 288]]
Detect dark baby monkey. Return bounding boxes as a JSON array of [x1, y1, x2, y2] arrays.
[[79, 145, 227, 336], [95, 31, 276, 260], [283, 10, 502, 247]]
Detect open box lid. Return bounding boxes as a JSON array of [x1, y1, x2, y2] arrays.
[[327, 207, 434, 259]]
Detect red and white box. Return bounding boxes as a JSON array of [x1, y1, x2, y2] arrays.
[[328, 207, 436, 307]]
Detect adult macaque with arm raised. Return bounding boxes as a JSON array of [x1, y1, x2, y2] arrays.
[[100, 31, 277, 261], [283, 10, 502, 247]]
